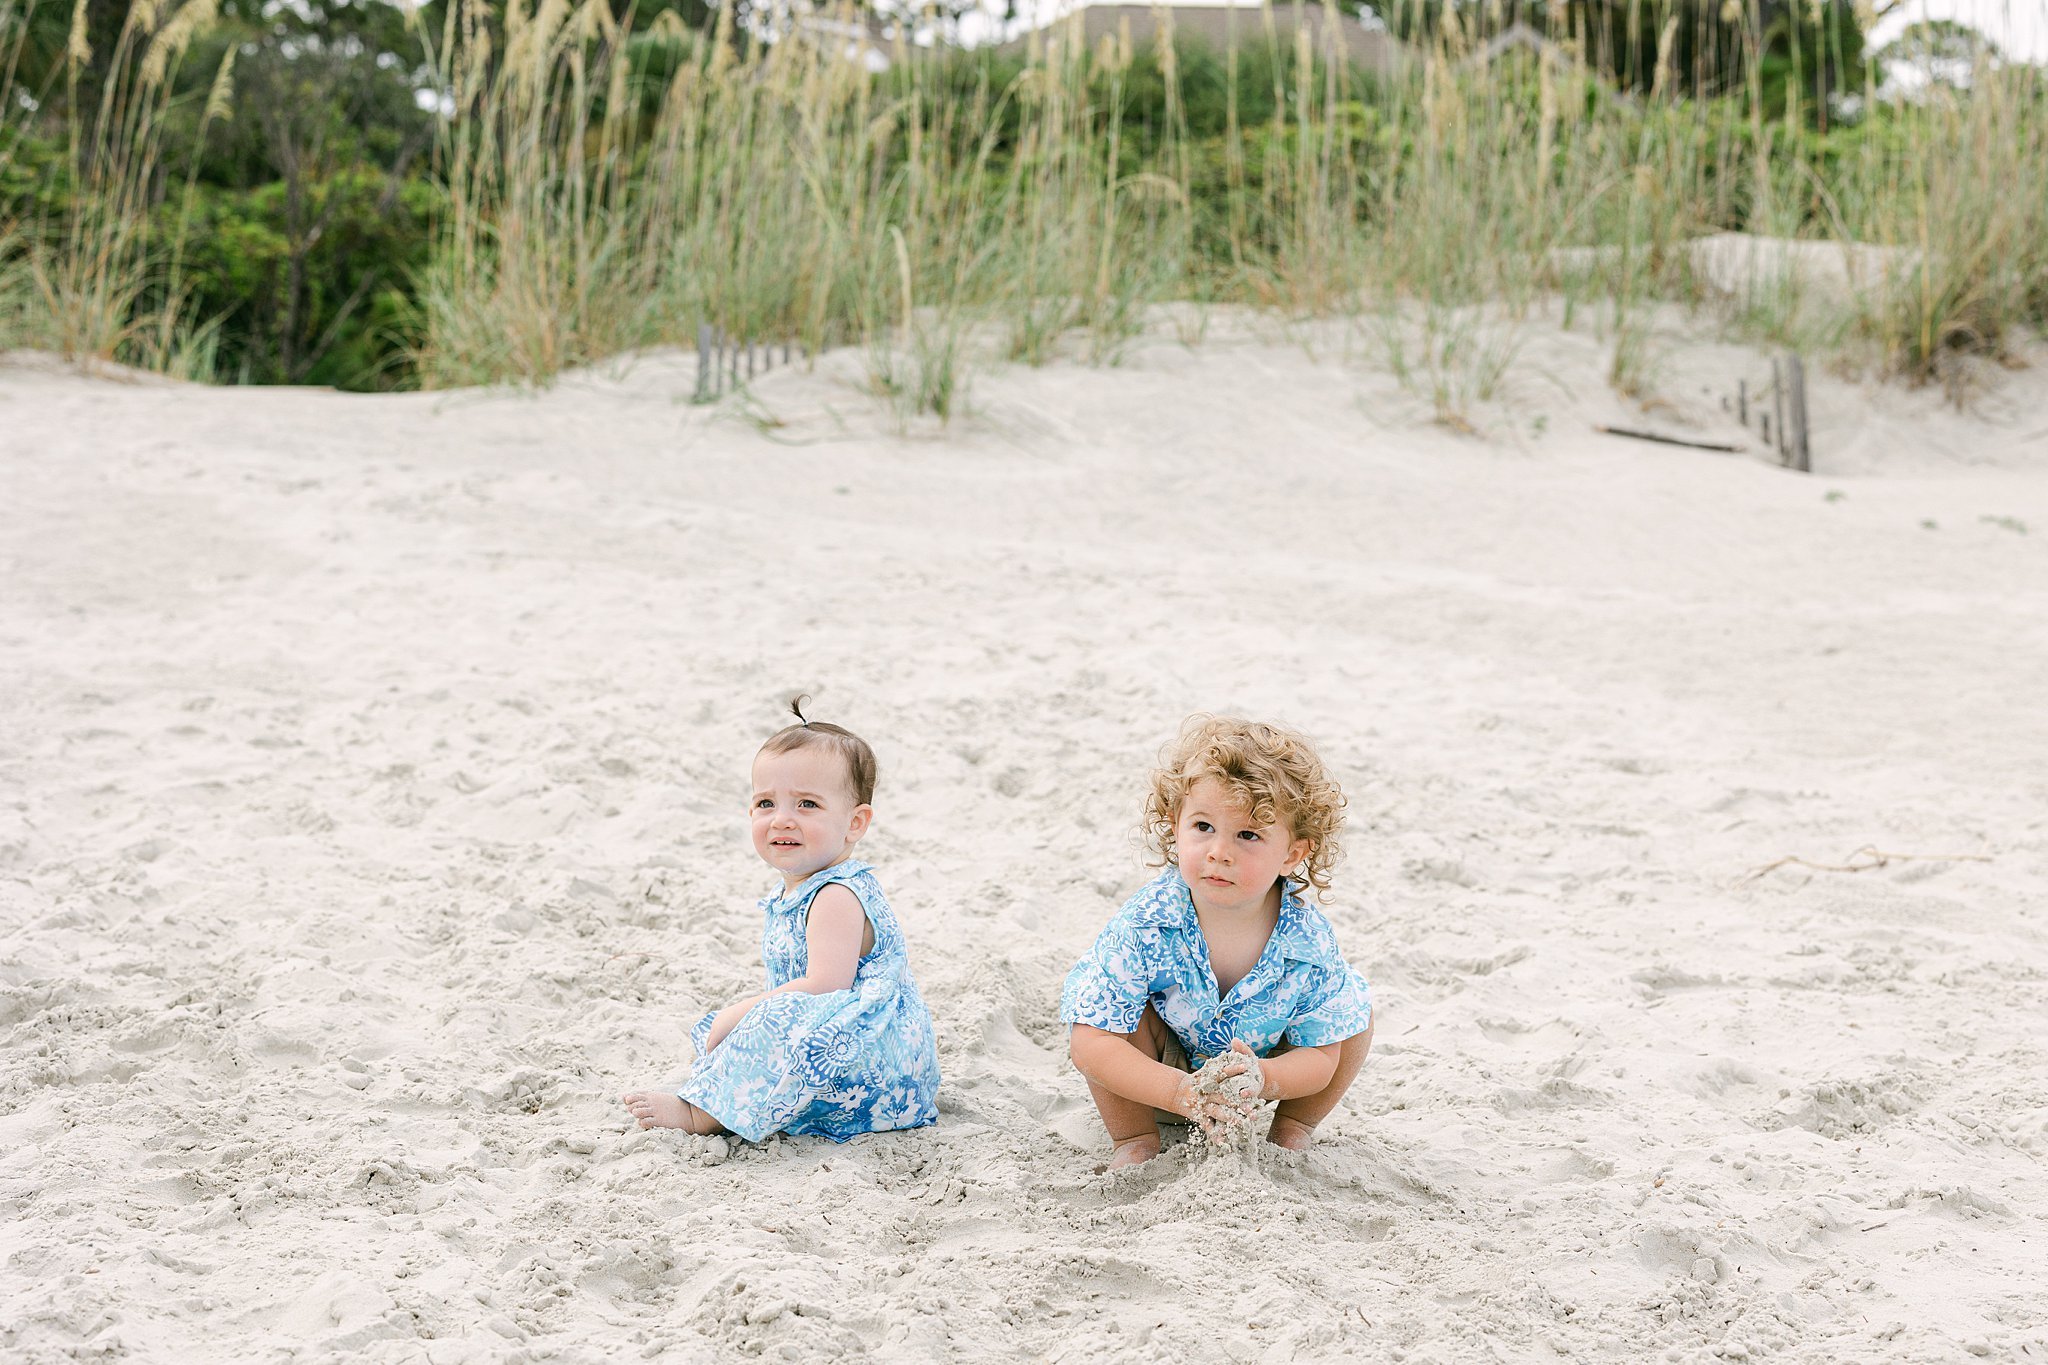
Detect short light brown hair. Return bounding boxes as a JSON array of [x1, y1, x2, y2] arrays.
[[1144, 714, 1346, 896], [757, 698, 878, 805]]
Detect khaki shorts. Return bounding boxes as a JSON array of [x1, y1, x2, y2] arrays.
[[1159, 1031, 1192, 1074], [1152, 1032, 1194, 1126]]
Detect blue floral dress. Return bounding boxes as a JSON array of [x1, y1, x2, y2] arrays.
[[679, 860, 941, 1143]]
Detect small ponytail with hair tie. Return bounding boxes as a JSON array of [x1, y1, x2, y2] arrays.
[[758, 694, 877, 804]]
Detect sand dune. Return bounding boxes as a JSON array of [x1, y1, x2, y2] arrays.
[[3, 315, 2045, 1362]]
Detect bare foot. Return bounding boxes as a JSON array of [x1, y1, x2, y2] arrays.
[[1107, 1134, 1162, 1169], [621, 1090, 717, 1132], [1266, 1114, 1315, 1151]]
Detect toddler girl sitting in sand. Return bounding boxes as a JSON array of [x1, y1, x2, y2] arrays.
[[621, 704, 941, 1142], [1062, 715, 1374, 1168]]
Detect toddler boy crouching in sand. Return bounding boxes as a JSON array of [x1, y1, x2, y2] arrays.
[[1062, 716, 1374, 1168]]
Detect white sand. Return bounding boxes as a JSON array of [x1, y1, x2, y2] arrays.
[[3, 312, 2046, 1363]]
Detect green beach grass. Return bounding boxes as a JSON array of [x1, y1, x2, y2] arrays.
[[3, 0, 2042, 413]]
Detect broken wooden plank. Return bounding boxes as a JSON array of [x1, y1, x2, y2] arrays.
[[1595, 424, 1745, 453]]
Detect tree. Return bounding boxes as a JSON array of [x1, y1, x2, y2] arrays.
[[1352, 0, 1871, 116], [176, 0, 434, 382], [1879, 17, 2002, 91]]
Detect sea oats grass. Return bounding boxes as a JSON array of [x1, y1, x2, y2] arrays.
[[4, 0, 2040, 405]]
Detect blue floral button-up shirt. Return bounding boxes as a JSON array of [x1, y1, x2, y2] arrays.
[[1060, 868, 1374, 1063]]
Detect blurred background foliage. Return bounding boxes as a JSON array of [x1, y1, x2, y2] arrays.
[[0, 0, 2038, 390]]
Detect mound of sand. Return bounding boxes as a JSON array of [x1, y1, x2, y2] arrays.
[[1552, 232, 1919, 305], [3, 313, 2045, 1362]]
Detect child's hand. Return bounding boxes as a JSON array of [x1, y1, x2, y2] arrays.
[[1174, 1046, 1263, 1139], [1170, 1071, 1250, 1136], [1224, 1039, 1270, 1101]]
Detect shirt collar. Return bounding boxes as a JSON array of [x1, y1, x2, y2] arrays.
[[1124, 871, 1343, 968], [1269, 882, 1344, 968]]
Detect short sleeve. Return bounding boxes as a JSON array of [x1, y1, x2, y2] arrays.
[[1059, 916, 1158, 1035], [1284, 966, 1373, 1047]]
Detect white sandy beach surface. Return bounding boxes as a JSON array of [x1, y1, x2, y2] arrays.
[[4, 311, 2046, 1364]]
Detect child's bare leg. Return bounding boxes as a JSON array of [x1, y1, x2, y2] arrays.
[[620, 1091, 729, 1135], [1269, 1022, 1372, 1150], [1086, 1077, 1163, 1169], [1079, 1007, 1179, 1169]]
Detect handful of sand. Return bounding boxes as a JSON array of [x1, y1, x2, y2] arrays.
[[1189, 1049, 1265, 1154]]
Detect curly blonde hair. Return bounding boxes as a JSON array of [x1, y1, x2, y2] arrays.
[[1143, 715, 1347, 897]]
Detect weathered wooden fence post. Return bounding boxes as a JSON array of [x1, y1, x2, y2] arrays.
[[1783, 354, 1811, 473], [1770, 358, 1788, 465], [1708, 358, 1812, 471]]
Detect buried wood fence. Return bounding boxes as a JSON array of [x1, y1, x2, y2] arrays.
[[693, 324, 808, 404], [1610, 353, 1814, 470], [692, 325, 1816, 477], [1726, 354, 1812, 474]]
